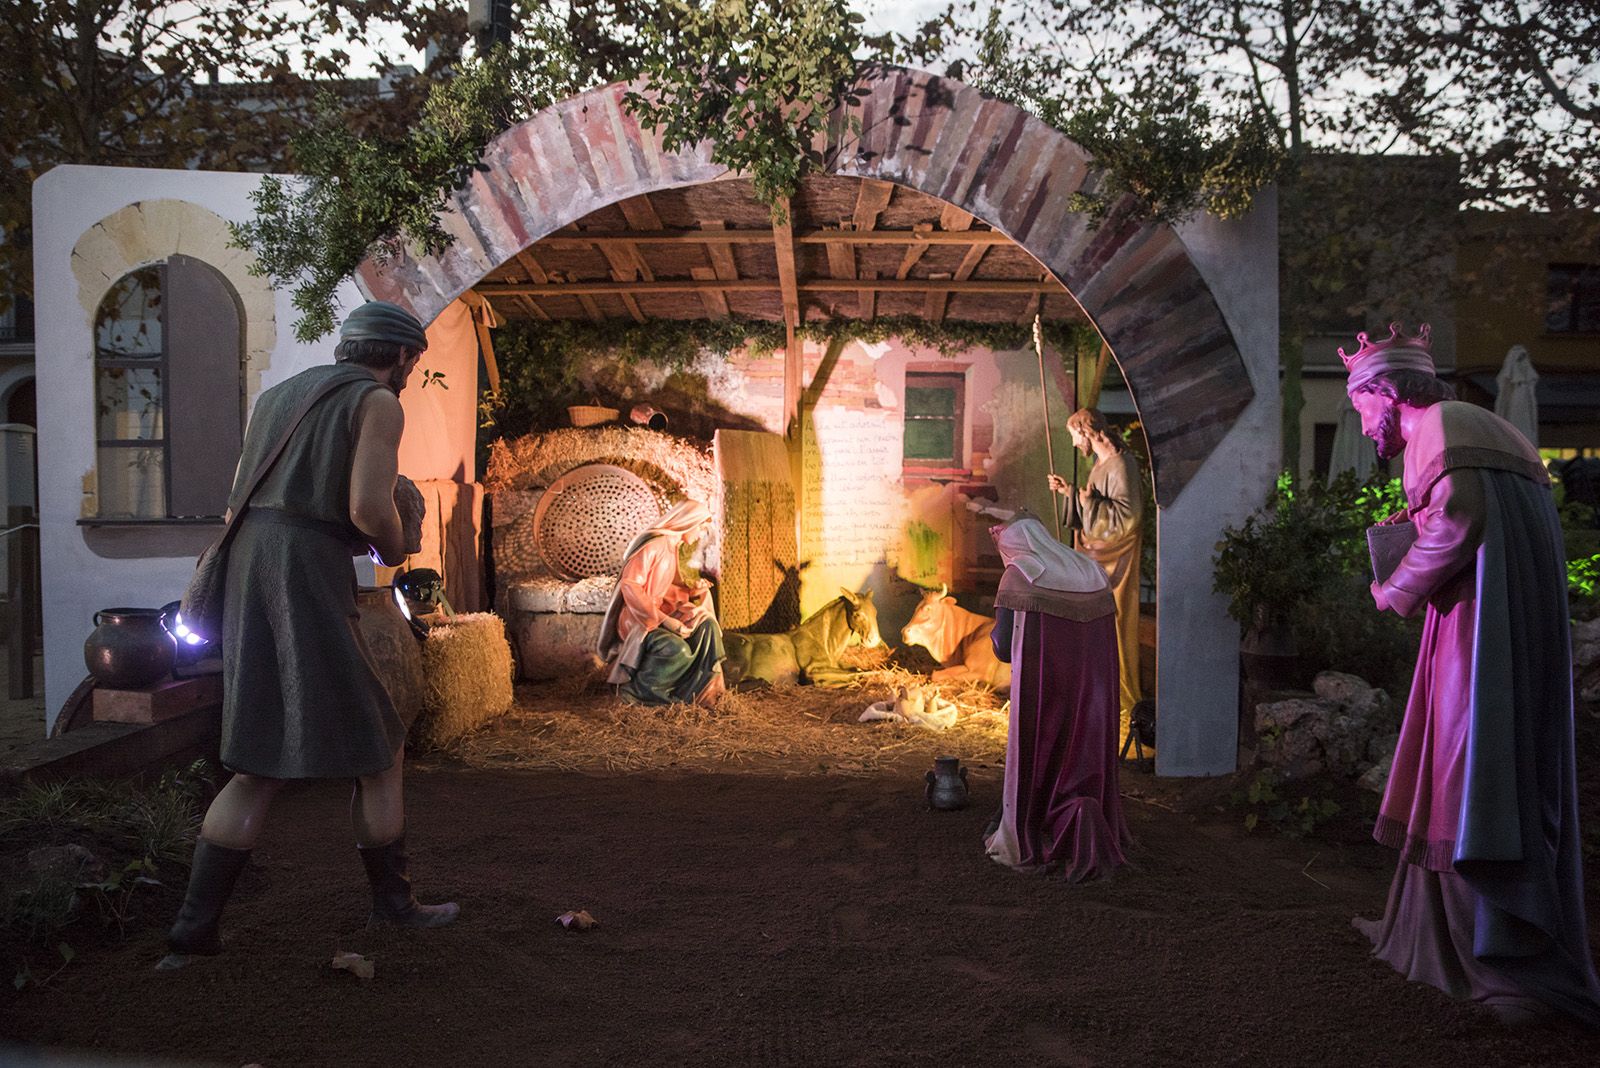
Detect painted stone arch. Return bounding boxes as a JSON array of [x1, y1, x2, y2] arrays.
[[357, 65, 1255, 506], [69, 199, 277, 398]]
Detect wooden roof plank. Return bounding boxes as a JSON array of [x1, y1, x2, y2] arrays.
[[824, 227, 856, 281], [514, 250, 550, 284], [852, 180, 895, 232], [691, 265, 729, 317], [896, 223, 936, 278], [925, 272, 953, 322], [617, 194, 664, 231], [939, 203, 975, 232], [701, 221, 740, 281]]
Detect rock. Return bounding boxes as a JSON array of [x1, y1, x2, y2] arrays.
[[27, 844, 107, 884], [1367, 731, 1399, 765], [1254, 697, 1337, 736], [1313, 670, 1372, 705], [1319, 713, 1371, 772], [1359, 749, 1395, 793], [1574, 617, 1600, 673], [1255, 697, 1337, 781], [1314, 670, 1390, 725], [1255, 692, 1391, 780]]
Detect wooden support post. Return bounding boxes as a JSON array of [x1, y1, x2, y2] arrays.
[[783, 318, 801, 440], [773, 197, 801, 329], [7, 506, 36, 700]]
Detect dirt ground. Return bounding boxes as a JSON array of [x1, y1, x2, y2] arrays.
[[2, 684, 1598, 1067]]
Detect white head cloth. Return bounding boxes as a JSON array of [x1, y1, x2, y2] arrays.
[[993, 514, 1108, 593], [642, 499, 711, 543]]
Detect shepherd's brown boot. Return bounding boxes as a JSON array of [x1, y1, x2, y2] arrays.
[[157, 838, 251, 970], [357, 833, 459, 929]]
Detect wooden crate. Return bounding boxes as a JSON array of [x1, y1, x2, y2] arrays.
[[93, 674, 223, 725]]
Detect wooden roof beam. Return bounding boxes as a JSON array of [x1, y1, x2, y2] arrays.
[[508, 249, 551, 320], [896, 223, 935, 279], [698, 220, 740, 319], [773, 196, 801, 329], [853, 179, 895, 232], [853, 179, 894, 320], [534, 229, 1011, 247], [477, 278, 1061, 296], [928, 239, 991, 323]]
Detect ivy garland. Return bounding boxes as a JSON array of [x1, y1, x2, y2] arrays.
[[480, 314, 1099, 446]]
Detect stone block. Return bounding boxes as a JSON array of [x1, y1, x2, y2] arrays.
[[510, 609, 605, 681], [133, 199, 194, 249], [564, 575, 616, 613], [93, 208, 157, 267], [71, 229, 126, 310], [509, 578, 567, 613]]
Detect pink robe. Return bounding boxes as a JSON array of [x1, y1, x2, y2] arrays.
[[1358, 401, 1600, 1026], [600, 536, 696, 685]]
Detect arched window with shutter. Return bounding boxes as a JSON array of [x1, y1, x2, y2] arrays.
[[93, 255, 245, 519]]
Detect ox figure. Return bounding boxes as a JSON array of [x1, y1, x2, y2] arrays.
[[900, 584, 1012, 694], [723, 588, 883, 689]]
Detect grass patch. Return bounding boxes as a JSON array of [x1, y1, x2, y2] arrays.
[[1, 761, 213, 987]]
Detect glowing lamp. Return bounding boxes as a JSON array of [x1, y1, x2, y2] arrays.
[[160, 600, 219, 676]]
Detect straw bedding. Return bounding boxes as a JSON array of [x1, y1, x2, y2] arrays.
[[447, 662, 1009, 777]]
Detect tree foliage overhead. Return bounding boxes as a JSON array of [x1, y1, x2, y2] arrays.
[[1353, 0, 1599, 214], [623, 0, 872, 213], [922, 5, 1284, 225], [233, 7, 604, 341], [0, 0, 465, 301], [919, 1, 1598, 472]]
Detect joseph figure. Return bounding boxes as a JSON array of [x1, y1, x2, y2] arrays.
[[1048, 407, 1144, 747], [1345, 322, 1600, 1026]]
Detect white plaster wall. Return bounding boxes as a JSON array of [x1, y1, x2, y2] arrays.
[[1159, 190, 1282, 776], [32, 165, 374, 732]]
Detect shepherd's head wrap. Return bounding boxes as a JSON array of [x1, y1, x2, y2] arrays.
[[339, 301, 429, 350]]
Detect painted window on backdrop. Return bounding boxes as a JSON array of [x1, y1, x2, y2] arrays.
[[92, 256, 245, 519]]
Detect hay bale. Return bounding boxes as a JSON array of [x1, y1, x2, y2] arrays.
[[413, 613, 515, 749]]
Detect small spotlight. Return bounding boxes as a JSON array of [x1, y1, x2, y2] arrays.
[[160, 600, 218, 676]]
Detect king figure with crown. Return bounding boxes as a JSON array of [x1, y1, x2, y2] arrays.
[[1341, 323, 1600, 1026]]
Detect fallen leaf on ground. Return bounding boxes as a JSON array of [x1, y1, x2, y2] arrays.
[[556, 909, 599, 931], [331, 951, 375, 979]]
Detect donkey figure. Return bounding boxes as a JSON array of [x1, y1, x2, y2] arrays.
[[723, 588, 883, 689]]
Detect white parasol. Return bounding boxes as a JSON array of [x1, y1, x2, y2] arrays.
[[1493, 344, 1540, 447], [1327, 393, 1376, 485]]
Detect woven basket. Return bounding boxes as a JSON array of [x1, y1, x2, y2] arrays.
[[567, 405, 619, 428]]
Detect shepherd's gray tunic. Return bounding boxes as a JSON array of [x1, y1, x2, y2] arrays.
[[219, 364, 405, 778]]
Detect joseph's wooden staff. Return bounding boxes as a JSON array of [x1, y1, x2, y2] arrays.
[[1033, 315, 1064, 541]]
